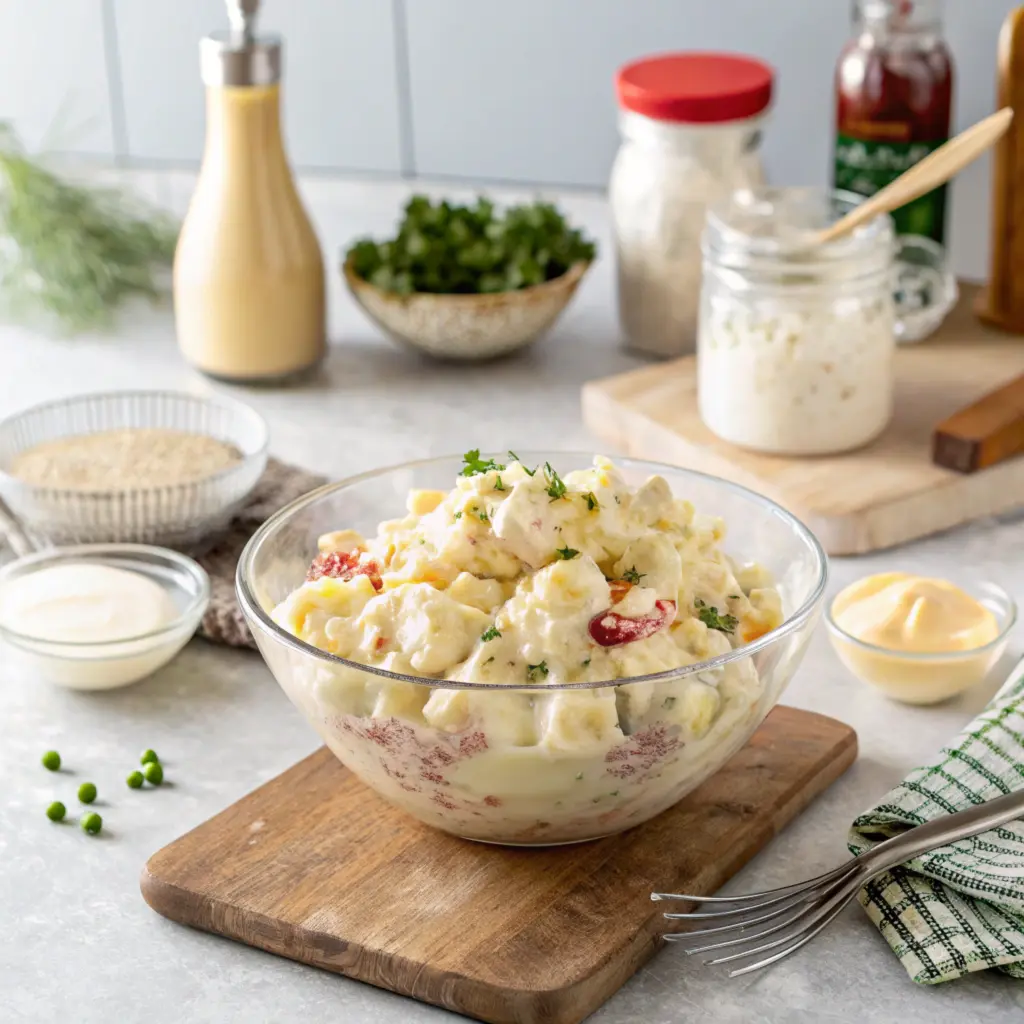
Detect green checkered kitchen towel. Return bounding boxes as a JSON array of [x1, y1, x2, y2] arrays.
[[848, 656, 1024, 984]]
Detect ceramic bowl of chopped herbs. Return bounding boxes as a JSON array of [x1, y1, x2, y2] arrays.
[[342, 196, 595, 360]]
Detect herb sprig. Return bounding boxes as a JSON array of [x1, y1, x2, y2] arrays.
[[620, 566, 645, 585], [554, 545, 580, 560], [694, 598, 738, 634], [347, 195, 596, 296], [544, 462, 567, 502], [526, 661, 549, 682]]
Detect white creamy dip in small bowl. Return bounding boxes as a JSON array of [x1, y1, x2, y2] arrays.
[[0, 544, 209, 690]]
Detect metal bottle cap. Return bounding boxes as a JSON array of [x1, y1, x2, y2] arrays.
[[200, 0, 281, 87]]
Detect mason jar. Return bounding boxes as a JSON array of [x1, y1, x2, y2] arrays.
[[697, 187, 957, 456], [611, 53, 773, 359]]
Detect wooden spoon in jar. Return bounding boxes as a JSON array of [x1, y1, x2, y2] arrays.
[[814, 107, 1014, 246]]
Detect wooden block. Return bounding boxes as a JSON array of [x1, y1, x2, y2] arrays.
[[582, 283, 1024, 555], [141, 705, 856, 1024], [933, 372, 1024, 472]]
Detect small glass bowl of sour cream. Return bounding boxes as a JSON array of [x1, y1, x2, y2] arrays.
[[0, 544, 210, 690], [825, 575, 1017, 705]]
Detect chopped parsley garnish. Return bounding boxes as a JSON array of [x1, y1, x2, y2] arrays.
[[581, 656, 591, 668], [583, 491, 599, 511], [481, 625, 501, 642], [526, 661, 549, 682], [543, 462, 567, 501], [694, 598, 738, 634], [476, 508, 490, 523], [493, 475, 505, 491], [729, 594, 741, 599], [453, 510, 463, 520], [507, 450, 537, 476], [554, 545, 580, 560], [461, 448, 505, 477], [620, 566, 646, 585]]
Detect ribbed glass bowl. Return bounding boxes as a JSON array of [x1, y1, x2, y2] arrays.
[[0, 391, 268, 550], [237, 454, 828, 846]]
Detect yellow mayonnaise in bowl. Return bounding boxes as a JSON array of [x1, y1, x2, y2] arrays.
[[825, 573, 1016, 705]]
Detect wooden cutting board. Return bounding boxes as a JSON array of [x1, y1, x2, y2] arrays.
[[141, 706, 856, 1024], [582, 284, 1024, 555]]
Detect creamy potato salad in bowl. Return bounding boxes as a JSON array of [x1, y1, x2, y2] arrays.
[[237, 452, 827, 845]]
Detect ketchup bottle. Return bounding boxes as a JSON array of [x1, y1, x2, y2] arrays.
[[833, 0, 954, 244]]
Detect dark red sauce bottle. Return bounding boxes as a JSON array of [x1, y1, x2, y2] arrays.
[[833, 0, 954, 243]]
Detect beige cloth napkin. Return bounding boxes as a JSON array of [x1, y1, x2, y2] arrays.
[[194, 458, 326, 647]]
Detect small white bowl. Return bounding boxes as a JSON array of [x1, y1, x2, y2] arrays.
[[825, 579, 1017, 705], [0, 544, 210, 690], [343, 258, 590, 360]]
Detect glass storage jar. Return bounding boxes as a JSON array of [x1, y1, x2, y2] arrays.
[[697, 187, 957, 456], [611, 53, 773, 359]]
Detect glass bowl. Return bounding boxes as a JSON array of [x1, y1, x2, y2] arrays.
[[825, 579, 1016, 705], [0, 543, 210, 690], [237, 454, 828, 846], [0, 390, 269, 551]]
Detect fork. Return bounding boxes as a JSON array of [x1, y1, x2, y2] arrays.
[[652, 787, 1024, 977]]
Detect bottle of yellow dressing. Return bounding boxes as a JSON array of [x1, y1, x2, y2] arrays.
[[174, 0, 326, 381]]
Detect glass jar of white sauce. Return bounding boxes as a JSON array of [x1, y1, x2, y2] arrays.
[[697, 187, 957, 455], [610, 53, 773, 359]]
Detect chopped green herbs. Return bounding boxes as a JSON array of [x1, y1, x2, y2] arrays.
[[581, 657, 591, 668], [543, 462, 567, 502], [475, 508, 489, 523], [460, 448, 505, 476], [620, 566, 645, 585], [481, 625, 502, 642], [694, 598, 738, 634], [554, 545, 580, 560], [493, 475, 505, 491], [346, 195, 597, 296], [583, 491, 599, 511], [507, 450, 537, 476], [526, 661, 549, 682], [453, 510, 463, 520]]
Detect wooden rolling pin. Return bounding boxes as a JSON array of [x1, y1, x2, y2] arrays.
[[933, 372, 1024, 472], [976, 6, 1024, 332]]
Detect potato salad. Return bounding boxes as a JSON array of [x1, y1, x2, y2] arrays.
[[273, 452, 785, 844]]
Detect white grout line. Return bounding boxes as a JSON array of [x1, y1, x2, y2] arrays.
[[99, 0, 130, 164]]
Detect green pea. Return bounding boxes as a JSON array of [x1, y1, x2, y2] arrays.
[[41, 751, 61, 771], [143, 761, 163, 786], [140, 749, 159, 766], [126, 771, 144, 789], [45, 801, 66, 822], [78, 782, 97, 804], [80, 812, 102, 835]]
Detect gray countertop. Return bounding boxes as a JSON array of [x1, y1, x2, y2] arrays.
[[2, 174, 1023, 1024]]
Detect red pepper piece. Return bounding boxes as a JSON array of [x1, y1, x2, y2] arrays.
[[307, 551, 383, 591], [588, 599, 675, 648]]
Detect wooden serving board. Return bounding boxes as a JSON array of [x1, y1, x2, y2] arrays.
[[141, 706, 856, 1024], [582, 284, 1024, 555]]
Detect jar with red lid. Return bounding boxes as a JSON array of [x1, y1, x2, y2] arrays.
[[833, 0, 953, 244], [610, 52, 773, 358]]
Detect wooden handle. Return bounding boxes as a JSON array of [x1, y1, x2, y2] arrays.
[[932, 371, 1024, 473], [816, 107, 1015, 246]]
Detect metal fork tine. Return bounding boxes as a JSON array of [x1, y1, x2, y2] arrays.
[[701, 870, 864, 968], [651, 862, 850, 906], [661, 862, 854, 923], [725, 895, 851, 977], [677, 888, 833, 954], [665, 871, 853, 948]]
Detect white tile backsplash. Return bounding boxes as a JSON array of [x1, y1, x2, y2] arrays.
[[112, 0, 402, 172], [0, 0, 114, 156], [3, 0, 1021, 279]]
